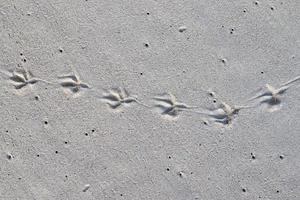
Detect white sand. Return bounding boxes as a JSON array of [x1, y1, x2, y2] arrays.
[[1, 0, 299, 199]]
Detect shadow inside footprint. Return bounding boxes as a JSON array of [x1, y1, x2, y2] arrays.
[[154, 104, 179, 116], [259, 96, 282, 112], [260, 96, 281, 106]]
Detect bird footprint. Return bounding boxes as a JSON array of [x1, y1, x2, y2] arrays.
[[58, 66, 90, 95], [98, 87, 147, 109], [0, 67, 52, 90], [152, 92, 199, 117], [195, 92, 252, 126], [248, 76, 300, 112]]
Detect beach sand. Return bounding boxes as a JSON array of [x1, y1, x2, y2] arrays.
[[0, 0, 299, 199]]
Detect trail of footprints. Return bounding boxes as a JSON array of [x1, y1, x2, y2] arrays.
[[1, 65, 300, 126]]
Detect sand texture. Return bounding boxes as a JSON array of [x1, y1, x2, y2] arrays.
[[0, 0, 299, 199]]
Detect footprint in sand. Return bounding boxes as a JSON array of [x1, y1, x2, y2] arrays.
[[248, 76, 300, 112], [0, 66, 53, 93], [58, 66, 91, 97], [152, 92, 199, 118], [97, 87, 148, 109], [195, 91, 253, 126]]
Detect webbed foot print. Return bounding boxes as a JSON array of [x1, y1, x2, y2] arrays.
[[58, 66, 91, 96], [100, 87, 147, 109], [152, 93, 198, 118], [248, 76, 300, 112]]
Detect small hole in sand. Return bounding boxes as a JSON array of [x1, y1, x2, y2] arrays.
[[44, 121, 48, 125], [140, 72, 143, 75], [177, 171, 184, 177], [146, 12, 150, 15], [85, 133, 88, 136], [270, 7, 274, 10], [144, 43, 149, 47], [279, 155, 284, 159], [64, 141, 68, 144], [6, 154, 12, 160], [242, 188, 246, 192], [36, 154, 40, 157], [55, 151, 58, 154], [166, 168, 170, 171]]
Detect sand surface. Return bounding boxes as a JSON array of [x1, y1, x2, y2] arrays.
[[0, 0, 299, 199]]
